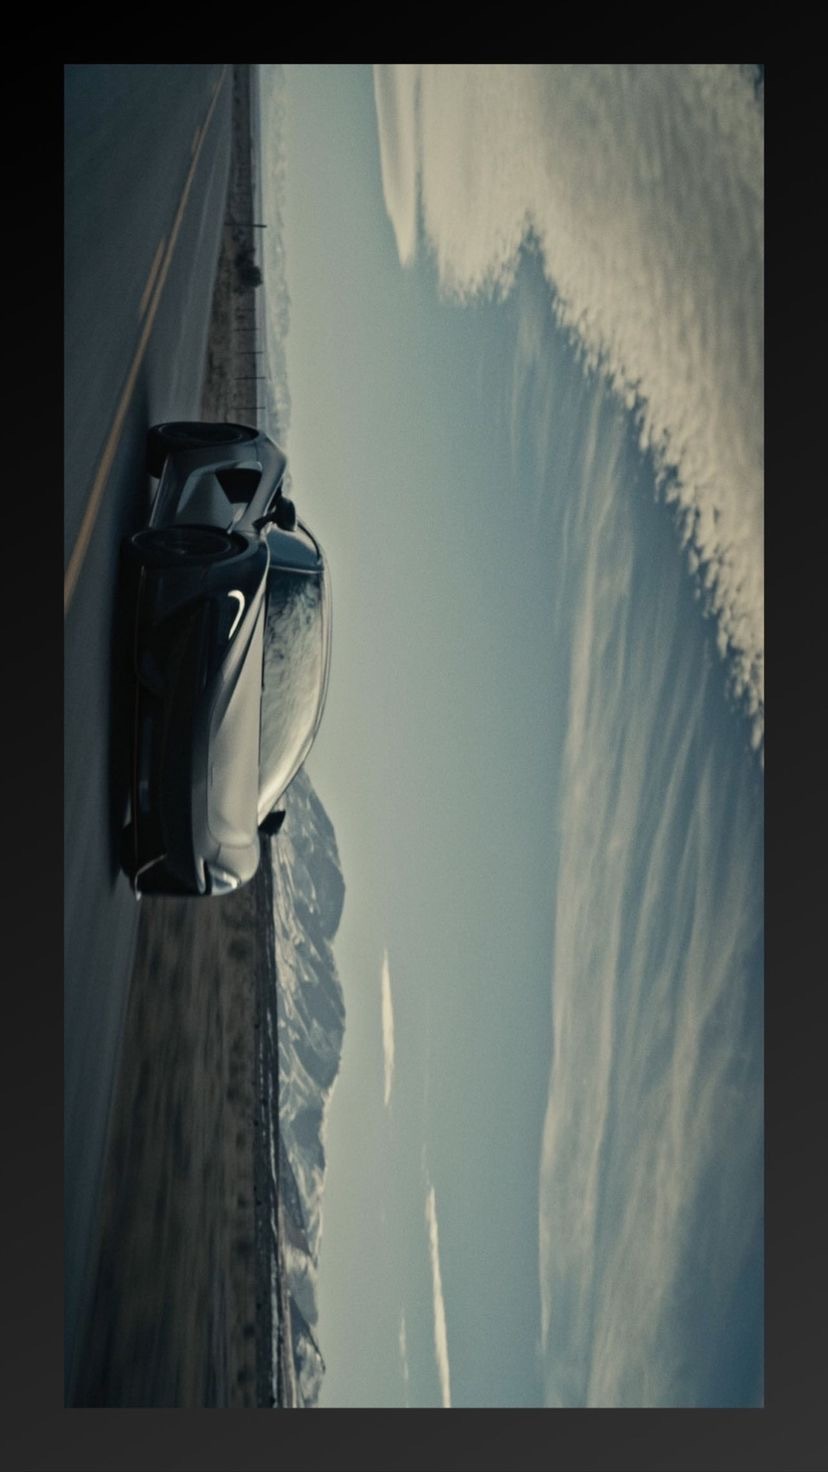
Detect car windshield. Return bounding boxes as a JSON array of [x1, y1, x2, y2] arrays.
[[259, 565, 327, 815]]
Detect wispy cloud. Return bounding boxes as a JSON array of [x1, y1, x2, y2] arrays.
[[373, 65, 420, 266], [380, 948, 395, 1108], [425, 1184, 452, 1407], [374, 63, 764, 755], [398, 1310, 411, 1405]]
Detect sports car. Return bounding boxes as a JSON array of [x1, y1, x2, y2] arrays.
[[120, 421, 331, 897]]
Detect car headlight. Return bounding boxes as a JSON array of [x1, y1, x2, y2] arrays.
[[212, 588, 247, 645], [225, 589, 246, 639]]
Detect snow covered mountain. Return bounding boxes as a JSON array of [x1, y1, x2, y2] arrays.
[[266, 768, 346, 1404]]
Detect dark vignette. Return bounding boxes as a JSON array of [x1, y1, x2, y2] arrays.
[[3, 57, 826, 1472]]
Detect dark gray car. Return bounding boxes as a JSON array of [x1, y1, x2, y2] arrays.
[[120, 421, 331, 897]]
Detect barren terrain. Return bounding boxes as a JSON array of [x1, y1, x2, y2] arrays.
[[75, 63, 275, 1407]]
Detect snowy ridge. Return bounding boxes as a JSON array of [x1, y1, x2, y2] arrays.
[[267, 768, 346, 1403]]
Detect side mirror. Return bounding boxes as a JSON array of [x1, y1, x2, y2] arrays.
[[259, 810, 286, 837], [274, 496, 296, 531]]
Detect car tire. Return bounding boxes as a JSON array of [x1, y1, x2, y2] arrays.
[[127, 524, 248, 569], [120, 821, 136, 881], [259, 810, 286, 837], [146, 421, 259, 479], [133, 857, 203, 897]]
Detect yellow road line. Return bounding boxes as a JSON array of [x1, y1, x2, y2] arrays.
[[64, 64, 229, 617], [138, 235, 166, 320]]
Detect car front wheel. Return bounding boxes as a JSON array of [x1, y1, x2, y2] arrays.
[[146, 421, 259, 478]]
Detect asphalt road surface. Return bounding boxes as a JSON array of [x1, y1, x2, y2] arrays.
[[64, 62, 232, 1403]]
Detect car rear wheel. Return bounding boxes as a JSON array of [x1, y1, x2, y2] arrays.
[[127, 524, 247, 568], [146, 421, 259, 478]]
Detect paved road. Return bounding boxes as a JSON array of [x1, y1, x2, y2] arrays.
[[64, 62, 232, 1403]]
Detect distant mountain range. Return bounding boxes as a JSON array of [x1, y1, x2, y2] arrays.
[[268, 768, 346, 1405], [256, 64, 346, 1404]]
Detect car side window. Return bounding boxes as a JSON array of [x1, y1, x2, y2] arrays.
[[216, 466, 262, 504]]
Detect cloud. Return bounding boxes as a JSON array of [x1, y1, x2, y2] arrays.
[[373, 63, 764, 1406], [373, 63, 764, 755], [425, 1184, 452, 1407], [398, 1310, 410, 1405], [373, 65, 421, 266], [380, 947, 395, 1108], [534, 442, 763, 1405]]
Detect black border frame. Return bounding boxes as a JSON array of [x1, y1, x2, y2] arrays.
[[5, 59, 824, 1472]]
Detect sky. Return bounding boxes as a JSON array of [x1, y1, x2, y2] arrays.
[[261, 63, 763, 1408]]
